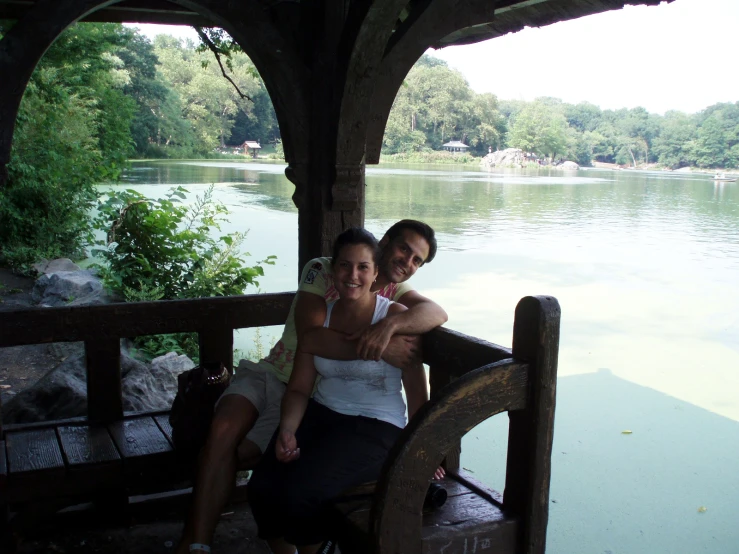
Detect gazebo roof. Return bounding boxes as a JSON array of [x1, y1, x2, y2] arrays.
[[243, 141, 261, 149], [0, 1, 670, 49], [442, 141, 469, 148]]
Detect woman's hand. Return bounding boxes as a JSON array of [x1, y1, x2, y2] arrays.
[[275, 428, 300, 463], [433, 466, 446, 480]]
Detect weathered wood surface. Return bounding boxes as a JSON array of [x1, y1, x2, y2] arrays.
[[423, 328, 511, 376], [504, 295, 560, 554], [153, 415, 174, 448], [57, 425, 120, 467], [5, 429, 64, 475], [334, 473, 515, 554], [0, 292, 294, 347], [371, 360, 529, 554], [85, 337, 123, 423], [108, 417, 172, 461]]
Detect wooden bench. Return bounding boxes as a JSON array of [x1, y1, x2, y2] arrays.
[[0, 293, 560, 554], [0, 292, 294, 535], [332, 295, 560, 554]]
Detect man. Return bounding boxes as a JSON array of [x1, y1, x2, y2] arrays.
[[178, 220, 447, 554]]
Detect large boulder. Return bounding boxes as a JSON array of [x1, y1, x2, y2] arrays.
[[481, 148, 529, 169], [556, 160, 580, 170], [32, 265, 118, 307], [1, 350, 194, 424], [33, 258, 81, 274]]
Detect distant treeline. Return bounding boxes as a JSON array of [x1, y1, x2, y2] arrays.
[[386, 56, 739, 169]]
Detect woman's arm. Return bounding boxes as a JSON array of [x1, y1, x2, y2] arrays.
[[277, 350, 318, 463]]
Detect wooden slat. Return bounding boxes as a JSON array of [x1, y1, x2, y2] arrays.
[[153, 415, 174, 447], [505, 295, 560, 554], [5, 428, 64, 474], [57, 425, 120, 467], [0, 292, 294, 347], [448, 468, 504, 508], [423, 327, 511, 378], [86, 338, 123, 423], [108, 417, 172, 460], [429, 363, 460, 471]]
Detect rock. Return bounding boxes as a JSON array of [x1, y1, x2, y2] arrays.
[[33, 258, 81, 275], [1, 349, 195, 424], [32, 269, 110, 307], [481, 148, 526, 169], [556, 160, 580, 170], [675, 166, 692, 172]]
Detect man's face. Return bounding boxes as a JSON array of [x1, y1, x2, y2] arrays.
[[379, 229, 430, 284]]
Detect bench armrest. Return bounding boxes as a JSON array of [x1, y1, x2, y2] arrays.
[[370, 358, 529, 554]]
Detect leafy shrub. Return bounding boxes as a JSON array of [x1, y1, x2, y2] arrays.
[[93, 185, 275, 360]]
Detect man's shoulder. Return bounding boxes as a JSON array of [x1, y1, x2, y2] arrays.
[[300, 257, 332, 285], [377, 280, 414, 301]]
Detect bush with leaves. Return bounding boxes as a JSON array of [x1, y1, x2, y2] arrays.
[[93, 184, 275, 360]]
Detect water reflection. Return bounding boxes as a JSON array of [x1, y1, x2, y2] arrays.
[[115, 160, 739, 553]]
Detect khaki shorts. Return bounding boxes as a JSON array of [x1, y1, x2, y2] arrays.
[[217, 359, 286, 453]]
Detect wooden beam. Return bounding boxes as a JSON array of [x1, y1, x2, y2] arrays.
[[85, 338, 123, 424], [504, 295, 560, 554], [0, 292, 294, 347]]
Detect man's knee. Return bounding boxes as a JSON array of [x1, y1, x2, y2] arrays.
[[207, 395, 259, 446]]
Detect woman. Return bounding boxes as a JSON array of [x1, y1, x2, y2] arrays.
[[247, 228, 439, 554]]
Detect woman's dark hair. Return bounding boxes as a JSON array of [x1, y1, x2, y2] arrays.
[[383, 219, 437, 264], [331, 228, 381, 266]]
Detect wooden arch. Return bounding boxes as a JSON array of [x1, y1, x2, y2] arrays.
[[371, 358, 529, 553], [0, 0, 671, 269], [0, 0, 310, 183]]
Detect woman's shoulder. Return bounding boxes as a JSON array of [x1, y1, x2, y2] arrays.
[[374, 295, 406, 316]]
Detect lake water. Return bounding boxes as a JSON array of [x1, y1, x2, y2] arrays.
[[110, 160, 739, 553]]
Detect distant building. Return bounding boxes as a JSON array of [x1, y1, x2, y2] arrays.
[[441, 140, 469, 153], [242, 140, 262, 158]]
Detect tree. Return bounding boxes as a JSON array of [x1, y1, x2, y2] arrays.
[[509, 101, 569, 160], [1, 22, 138, 271]]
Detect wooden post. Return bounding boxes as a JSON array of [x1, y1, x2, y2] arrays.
[[198, 324, 233, 373], [428, 363, 461, 471], [504, 296, 561, 554], [85, 338, 123, 424]]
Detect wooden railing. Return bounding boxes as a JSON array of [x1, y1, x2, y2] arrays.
[[0, 292, 294, 424], [0, 293, 560, 554]]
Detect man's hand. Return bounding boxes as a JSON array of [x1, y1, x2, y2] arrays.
[[381, 334, 421, 370], [347, 317, 397, 361], [275, 428, 300, 463]]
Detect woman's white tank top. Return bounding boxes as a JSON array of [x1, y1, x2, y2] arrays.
[[313, 295, 406, 428]]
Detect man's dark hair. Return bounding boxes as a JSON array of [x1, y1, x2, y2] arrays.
[[331, 227, 381, 266], [384, 220, 437, 264]]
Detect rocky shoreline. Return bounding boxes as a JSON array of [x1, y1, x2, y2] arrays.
[[0, 261, 193, 425]]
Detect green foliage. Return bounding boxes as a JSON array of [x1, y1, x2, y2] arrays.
[[383, 56, 739, 169], [509, 100, 569, 160], [93, 184, 275, 300], [1, 22, 139, 272], [92, 185, 275, 360]]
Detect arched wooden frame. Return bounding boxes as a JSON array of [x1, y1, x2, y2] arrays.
[[0, 0, 311, 178], [371, 358, 529, 554]]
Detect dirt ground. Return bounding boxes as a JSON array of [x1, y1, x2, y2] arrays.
[[0, 268, 271, 554]]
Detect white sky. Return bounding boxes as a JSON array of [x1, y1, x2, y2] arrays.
[[128, 0, 739, 115]]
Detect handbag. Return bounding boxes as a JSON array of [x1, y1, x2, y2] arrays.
[[169, 360, 231, 457]]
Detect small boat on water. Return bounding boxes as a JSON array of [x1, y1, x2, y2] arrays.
[[712, 173, 736, 182]]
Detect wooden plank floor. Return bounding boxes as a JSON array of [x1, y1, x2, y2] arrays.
[[332, 473, 517, 554], [1, 415, 186, 504]]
